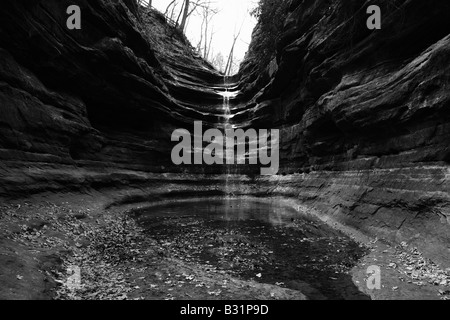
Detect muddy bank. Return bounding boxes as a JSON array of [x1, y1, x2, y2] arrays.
[[0, 191, 308, 300], [1, 186, 450, 300]]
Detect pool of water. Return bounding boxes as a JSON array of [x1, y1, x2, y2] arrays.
[[134, 197, 370, 300]]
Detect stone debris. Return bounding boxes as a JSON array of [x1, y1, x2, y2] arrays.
[[391, 242, 450, 299]]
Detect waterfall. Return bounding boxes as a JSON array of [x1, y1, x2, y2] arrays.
[[223, 76, 232, 166], [223, 76, 232, 197], [220, 76, 237, 197]]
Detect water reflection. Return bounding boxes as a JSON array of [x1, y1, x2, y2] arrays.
[[140, 198, 294, 226], [135, 197, 371, 300]]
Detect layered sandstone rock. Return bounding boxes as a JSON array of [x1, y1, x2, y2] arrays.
[[236, 0, 450, 264], [0, 0, 226, 196]]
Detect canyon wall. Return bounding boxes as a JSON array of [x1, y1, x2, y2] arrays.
[[0, 0, 227, 195], [237, 0, 450, 263]]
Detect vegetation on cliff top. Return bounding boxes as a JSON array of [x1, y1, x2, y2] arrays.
[[249, 0, 290, 65]]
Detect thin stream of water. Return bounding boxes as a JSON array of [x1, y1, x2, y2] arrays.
[[221, 76, 235, 196]]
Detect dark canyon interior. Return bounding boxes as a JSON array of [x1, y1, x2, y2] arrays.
[[0, 0, 449, 300]]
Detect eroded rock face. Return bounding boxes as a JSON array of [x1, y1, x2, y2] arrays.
[[0, 0, 226, 195], [237, 0, 450, 263]]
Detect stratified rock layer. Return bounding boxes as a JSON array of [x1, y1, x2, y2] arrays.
[[0, 0, 228, 195], [236, 0, 450, 263]]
